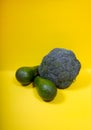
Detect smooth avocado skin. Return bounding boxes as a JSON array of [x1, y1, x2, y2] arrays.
[[15, 66, 38, 86], [34, 76, 57, 102]]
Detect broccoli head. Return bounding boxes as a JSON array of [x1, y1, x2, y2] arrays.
[[38, 48, 81, 89]]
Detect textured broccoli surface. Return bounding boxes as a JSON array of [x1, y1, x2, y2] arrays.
[[38, 48, 81, 89]]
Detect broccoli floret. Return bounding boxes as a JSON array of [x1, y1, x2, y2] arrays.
[[38, 48, 81, 89]]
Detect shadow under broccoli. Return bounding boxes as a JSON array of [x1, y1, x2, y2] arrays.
[[38, 48, 81, 89]]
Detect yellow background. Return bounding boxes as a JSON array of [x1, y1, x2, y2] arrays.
[[1, 0, 91, 130]]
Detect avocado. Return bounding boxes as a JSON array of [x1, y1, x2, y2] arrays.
[[34, 76, 57, 102], [15, 66, 38, 86]]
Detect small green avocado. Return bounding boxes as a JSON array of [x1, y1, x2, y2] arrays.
[[34, 76, 57, 102], [15, 66, 38, 86]]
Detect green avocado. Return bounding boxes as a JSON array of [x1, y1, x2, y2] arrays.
[[15, 66, 38, 86], [34, 76, 57, 102]]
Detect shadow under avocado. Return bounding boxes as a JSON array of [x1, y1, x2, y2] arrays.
[[67, 69, 91, 90], [49, 90, 65, 104]]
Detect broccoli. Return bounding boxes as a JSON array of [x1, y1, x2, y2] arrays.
[[38, 48, 81, 89]]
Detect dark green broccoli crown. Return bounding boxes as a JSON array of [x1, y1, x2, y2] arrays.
[[38, 48, 81, 89]]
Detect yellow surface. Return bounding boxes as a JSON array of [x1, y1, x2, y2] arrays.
[[1, 0, 91, 130]]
